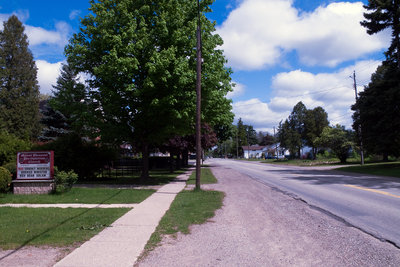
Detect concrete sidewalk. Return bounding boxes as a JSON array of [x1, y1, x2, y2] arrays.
[[54, 171, 191, 267]]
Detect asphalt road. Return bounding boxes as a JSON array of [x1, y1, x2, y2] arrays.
[[209, 158, 400, 248]]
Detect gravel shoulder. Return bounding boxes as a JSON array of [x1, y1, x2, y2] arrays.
[[0, 246, 75, 267], [138, 165, 400, 266]]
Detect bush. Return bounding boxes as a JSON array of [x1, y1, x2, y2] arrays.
[[54, 166, 78, 193], [33, 133, 117, 179], [2, 162, 16, 179], [0, 131, 31, 166], [0, 167, 12, 193]]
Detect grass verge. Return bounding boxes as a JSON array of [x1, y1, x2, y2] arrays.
[[144, 190, 224, 253], [186, 168, 218, 184], [336, 162, 400, 178], [0, 207, 130, 250], [140, 168, 224, 259], [82, 169, 186, 185], [0, 188, 155, 204]]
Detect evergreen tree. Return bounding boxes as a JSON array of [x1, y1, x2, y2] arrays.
[[352, 63, 400, 159], [49, 62, 92, 136], [0, 15, 40, 140], [355, 1, 400, 159], [361, 0, 400, 68], [39, 99, 70, 141]]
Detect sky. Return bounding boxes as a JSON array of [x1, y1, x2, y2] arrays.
[[0, 0, 390, 134]]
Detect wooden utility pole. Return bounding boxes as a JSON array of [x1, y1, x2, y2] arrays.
[[352, 71, 365, 165], [236, 129, 239, 158], [195, 0, 202, 190], [274, 126, 278, 158]]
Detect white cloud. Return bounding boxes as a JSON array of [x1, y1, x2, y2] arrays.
[[69, 10, 81, 20], [0, 10, 29, 30], [25, 21, 71, 47], [226, 82, 246, 99], [217, 0, 390, 70], [233, 60, 381, 131], [36, 60, 63, 95], [1, 11, 71, 50]]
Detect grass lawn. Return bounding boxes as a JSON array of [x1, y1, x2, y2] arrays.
[[142, 167, 223, 257], [0, 207, 130, 250], [262, 158, 344, 166], [0, 187, 155, 204], [336, 162, 400, 178], [80, 169, 186, 185], [186, 168, 218, 184]]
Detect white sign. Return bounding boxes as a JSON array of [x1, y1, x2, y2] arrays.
[[17, 151, 54, 180]]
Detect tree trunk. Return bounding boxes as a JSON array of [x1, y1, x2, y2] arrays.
[[176, 153, 181, 170], [383, 152, 389, 162], [182, 149, 189, 167], [312, 147, 317, 160], [141, 142, 149, 180], [169, 152, 174, 173]]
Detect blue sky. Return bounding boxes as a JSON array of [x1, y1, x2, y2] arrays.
[[0, 0, 390, 133]]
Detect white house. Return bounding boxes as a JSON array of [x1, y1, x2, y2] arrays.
[[242, 145, 266, 159]]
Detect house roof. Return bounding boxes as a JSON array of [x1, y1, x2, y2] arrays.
[[241, 145, 266, 151]]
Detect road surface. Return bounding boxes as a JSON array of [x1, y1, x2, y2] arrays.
[[210, 158, 400, 248]]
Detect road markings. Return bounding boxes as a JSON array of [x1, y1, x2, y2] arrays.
[[344, 184, 400, 199]]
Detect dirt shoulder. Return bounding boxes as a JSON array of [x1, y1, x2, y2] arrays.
[[138, 165, 400, 266], [0, 246, 75, 267]]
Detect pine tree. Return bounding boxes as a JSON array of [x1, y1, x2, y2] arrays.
[[0, 15, 40, 140], [49, 62, 91, 136], [361, 0, 400, 68]]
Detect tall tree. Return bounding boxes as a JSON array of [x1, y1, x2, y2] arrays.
[[361, 0, 400, 68], [234, 118, 247, 157], [304, 106, 329, 159], [278, 102, 306, 157], [278, 119, 301, 158], [65, 0, 233, 178], [50, 62, 92, 136], [245, 125, 258, 145], [0, 15, 40, 139], [39, 99, 69, 141], [356, 1, 400, 160], [352, 63, 400, 159]]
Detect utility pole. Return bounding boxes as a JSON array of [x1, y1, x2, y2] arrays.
[[236, 128, 239, 158], [247, 129, 250, 159], [274, 126, 278, 158], [195, 0, 202, 190], [352, 71, 365, 165]]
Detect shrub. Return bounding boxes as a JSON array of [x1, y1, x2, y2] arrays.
[[54, 166, 78, 193], [0, 167, 12, 193], [33, 133, 117, 179], [2, 162, 16, 179], [0, 131, 31, 166]]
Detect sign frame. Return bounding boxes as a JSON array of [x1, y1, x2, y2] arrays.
[[16, 151, 54, 180]]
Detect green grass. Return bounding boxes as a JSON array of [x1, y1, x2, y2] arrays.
[[0, 207, 130, 249], [262, 158, 344, 166], [336, 162, 400, 178], [144, 190, 224, 253], [141, 168, 224, 258], [82, 169, 186, 185], [186, 168, 218, 184], [0, 187, 155, 204]]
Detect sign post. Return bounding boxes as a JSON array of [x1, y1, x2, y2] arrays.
[[13, 151, 55, 194]]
